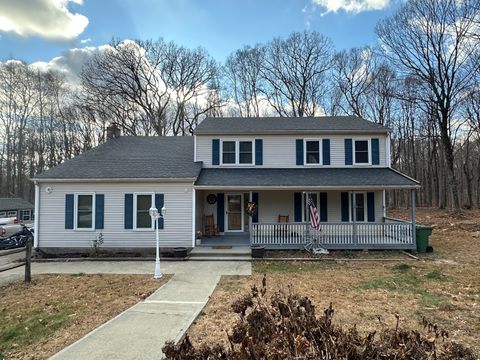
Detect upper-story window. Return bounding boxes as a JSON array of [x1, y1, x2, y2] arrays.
[[354, 140, 370, 165], [221, 140, 253, 165], [305, 140, 321, 165]]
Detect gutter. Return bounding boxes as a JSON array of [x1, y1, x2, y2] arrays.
[[194, 185, 421, 190], [193, 129, 389, 135], [31, 177, 199, 183]]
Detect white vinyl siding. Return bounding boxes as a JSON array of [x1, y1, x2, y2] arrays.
[[38, 182, 194, 248], [196, 134, 387, 168]]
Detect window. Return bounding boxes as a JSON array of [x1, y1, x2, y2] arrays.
[[135, 194, 154, 229], [354, 193, 366, 222], [21, 210, 31, 221], [221, 140, 254, 165], [239, 141, 253, 164], [7, 211, 17, 218], [302, 192, 318, 222], [76, 194, 94, 229], [222, 141, 236, 164], [354, 140, 370, 164], [0, 212, 6, 218], [305, 140, 320, 164]]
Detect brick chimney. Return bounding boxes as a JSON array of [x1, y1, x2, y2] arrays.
[[106, 123, 121, 140]]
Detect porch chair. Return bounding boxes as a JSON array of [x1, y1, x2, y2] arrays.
[[276, 214, 290, 238], [204, 214, 220, 237]]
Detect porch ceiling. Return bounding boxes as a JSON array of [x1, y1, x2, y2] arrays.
[[194, 167, 420, 190]]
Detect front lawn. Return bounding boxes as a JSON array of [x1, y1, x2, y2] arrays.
[[188, 207, 480, 353], [0, 274, 167, 359]]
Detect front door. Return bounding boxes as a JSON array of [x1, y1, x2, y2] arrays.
[[226, 194, 243, 232]]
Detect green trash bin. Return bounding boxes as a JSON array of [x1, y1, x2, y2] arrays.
[[416, 225, 433, 253]]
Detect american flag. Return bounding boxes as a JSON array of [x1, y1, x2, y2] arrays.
[[307, 194, 321, 231]]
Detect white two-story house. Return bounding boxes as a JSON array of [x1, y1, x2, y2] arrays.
[[33, 116, 420, 253]]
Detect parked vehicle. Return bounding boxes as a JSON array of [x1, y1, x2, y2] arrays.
[[0, 225, 34, 250], [0, 217, 34, 240]]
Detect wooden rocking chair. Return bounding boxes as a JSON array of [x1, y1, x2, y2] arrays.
[[204, 214, 220, 237]]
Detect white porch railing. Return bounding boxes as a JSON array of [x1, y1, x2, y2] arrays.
[[250, 221, 415, 249]]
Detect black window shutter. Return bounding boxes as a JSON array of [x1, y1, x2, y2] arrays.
[[95, 194, 104, 230], [212, 139, 220, 165], [367, 192, 375, 222], [124, 194, 133, 229], [341, 192, 349, 222], [322, 139, 330, 165], [319, 192, 328, 222], [255, 139, 263, 165], [217, 193, 224, 232], [296, 139, 304, 165], [371, 138, 380, 165], [252, 192, 259, 223], [65, 194, 74, 229], [294, 192, 302, 222], [344, 139, 353, 165], [155, 193, 164, 229]]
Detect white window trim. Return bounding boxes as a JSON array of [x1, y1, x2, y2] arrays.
[[74, 193, 96, 231], [133, 192, 155, 231], [0, 211, 6, 218], [353, 139, 371, 166], [303, 139, 323, 166], [349, 192, 368, 223], [220, 140, 255, 166]]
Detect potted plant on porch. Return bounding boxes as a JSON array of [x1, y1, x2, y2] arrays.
[[246, 201, 265, 258]]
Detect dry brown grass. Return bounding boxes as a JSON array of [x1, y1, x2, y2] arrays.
[[0, 274, 168, 360], [188, 207, 480, 353]]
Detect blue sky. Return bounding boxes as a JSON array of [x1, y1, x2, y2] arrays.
[[0, 0, 401, 65]]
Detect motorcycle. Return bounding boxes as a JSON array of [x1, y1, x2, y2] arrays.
[[0, 225, 34, 250]]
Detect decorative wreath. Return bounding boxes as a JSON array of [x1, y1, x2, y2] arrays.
[[246, 201, 257, 217]]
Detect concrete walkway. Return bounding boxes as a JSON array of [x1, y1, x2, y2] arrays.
[[0, 261, 251, 359]]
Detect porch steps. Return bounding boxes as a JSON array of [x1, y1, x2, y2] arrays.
[[189, 246, 252, 261]]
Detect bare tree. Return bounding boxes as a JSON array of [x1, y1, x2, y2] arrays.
[[259, 31, 334, 117], [376, 0, 480, 212], [224, 45, 265, 117]]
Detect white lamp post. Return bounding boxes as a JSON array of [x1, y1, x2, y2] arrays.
[[149, 206, 166, 279]]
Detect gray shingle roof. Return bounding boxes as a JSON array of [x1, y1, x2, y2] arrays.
[[194, 116, 388, 134], [195, 168, 419, 188], [35, 137, 202, 181], [0, 198, 34, 211]]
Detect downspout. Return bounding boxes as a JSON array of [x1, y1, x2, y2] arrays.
[[34, 181, 40, 248]]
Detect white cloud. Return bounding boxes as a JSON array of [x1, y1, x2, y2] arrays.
[[30, 45, 110, 85], [311, 0, 391, 14], [0, 0, 88, 40]]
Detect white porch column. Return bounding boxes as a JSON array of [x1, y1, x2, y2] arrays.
[[33, 182, 40, 248], [192, 188, 196, 247], [411, 189, 416, 248], [352, 192, 357, 246]]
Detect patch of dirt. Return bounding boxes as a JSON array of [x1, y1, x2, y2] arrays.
[[188, 207, 480, 353], [0, 274, 169, 359]]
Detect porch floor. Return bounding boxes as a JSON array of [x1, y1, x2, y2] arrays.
[[199, 233, 250, 247]]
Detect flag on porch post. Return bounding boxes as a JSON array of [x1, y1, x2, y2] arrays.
[[308, 194, 322, 231]]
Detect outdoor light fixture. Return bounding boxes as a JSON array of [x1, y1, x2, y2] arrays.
[[149, 206, 166, 279]]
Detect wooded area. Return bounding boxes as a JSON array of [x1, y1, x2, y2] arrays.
[[0, 0, 479, 212]]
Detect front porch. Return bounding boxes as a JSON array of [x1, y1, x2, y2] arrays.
[[195, 188, 418, 251]]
